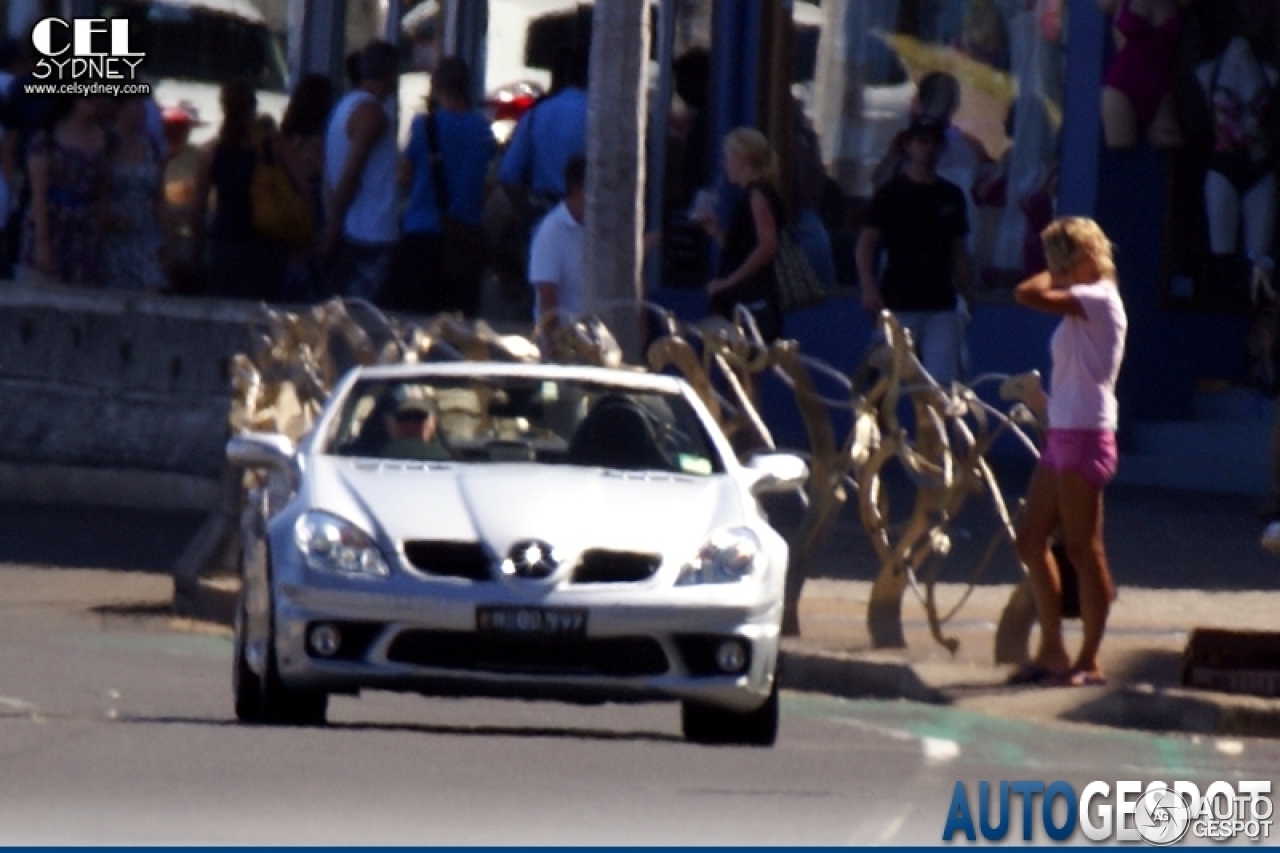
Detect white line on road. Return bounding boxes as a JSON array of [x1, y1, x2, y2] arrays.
[[922, 736, 961, 763], [829, 715, 961, 763], [0, 696, 39, 714], [874, 809, 910, 844]]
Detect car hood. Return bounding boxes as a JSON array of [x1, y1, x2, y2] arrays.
[[305, 457, 748, 557]]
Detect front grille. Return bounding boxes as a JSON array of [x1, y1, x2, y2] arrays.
[[403, 541, 492, 581], [572, 549, 661, 584], [386, 630, 669, 677]]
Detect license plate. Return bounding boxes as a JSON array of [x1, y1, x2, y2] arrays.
[[476, 606, 588, 637]]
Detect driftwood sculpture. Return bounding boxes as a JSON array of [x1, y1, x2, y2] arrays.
[[228, 299, 1047, 662]]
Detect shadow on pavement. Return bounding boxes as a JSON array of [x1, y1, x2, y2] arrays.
[[1106, 648, 1184, 687]]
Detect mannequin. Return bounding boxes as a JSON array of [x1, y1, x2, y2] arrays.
[[1197, 34, 1278, 296], [1098, 0, 1189, 148]]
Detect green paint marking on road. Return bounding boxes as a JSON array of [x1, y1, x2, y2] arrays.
[[65, 631, 231, 658], [1153, 737, 1192, 775], [784, 692, 1218, 773], [995, 740, 1027, 765]]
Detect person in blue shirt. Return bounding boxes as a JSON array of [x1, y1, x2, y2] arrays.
[[488, 47, 588, 313], [390, 56, 496, 316], [498, 47, 588, 217]]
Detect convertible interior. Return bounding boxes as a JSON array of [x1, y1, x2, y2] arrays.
[[328, 378, 723, 475]]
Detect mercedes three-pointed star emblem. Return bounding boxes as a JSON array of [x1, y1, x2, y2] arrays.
[[502, 539, 561, 579]]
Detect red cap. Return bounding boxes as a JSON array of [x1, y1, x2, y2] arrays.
[[162, 101, 205, 127]]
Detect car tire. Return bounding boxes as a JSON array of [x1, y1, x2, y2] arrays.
[[681, 678, 778, 747], [260, 597, 328, 726], [260, 634, 328, 727], [234, 580, 328, 727], [233, 594, 265, 723]]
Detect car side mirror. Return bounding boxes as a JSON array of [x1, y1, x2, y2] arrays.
[[227, 431, 298, 488], [744, 452, 809, 495]]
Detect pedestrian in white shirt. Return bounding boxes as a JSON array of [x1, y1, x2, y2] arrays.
[[528, 153, 586, 341]]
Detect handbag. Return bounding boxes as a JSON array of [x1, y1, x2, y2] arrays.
[[773, 227, 827, 313], [251, 137, 314, 248]]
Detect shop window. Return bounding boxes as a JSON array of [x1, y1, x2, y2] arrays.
[[799, 0, 1067, 291], [1163, 0, 1280, 314]]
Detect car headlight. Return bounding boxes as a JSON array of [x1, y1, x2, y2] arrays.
[[676, 527, 764, 586], [293, 510, 390, 578]]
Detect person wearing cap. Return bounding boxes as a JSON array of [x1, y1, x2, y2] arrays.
[[871, 71, 990, 194], [380, 387, 451, 461], [856, 114, 976, 386]]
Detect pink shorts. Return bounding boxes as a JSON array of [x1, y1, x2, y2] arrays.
[[1040, 429, 1118, 489]]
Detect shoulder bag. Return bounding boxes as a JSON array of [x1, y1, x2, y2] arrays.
[[774, 226, 827, 313]]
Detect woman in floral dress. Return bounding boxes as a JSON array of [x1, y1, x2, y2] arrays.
[[20, 95, 112, 285], [101, 95, 167, 292]]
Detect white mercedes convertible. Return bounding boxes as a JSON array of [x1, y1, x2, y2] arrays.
[[228, 362, 806, 745]]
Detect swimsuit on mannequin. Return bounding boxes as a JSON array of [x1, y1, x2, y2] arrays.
[[1099, 0, 1187, 148], [1197, 35, 1277, 287], [1206, 38, 1276, 199]]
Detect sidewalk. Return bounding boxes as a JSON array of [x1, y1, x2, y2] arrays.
[[782, 580, 1280, 739], [768, 474, 1280, 739]]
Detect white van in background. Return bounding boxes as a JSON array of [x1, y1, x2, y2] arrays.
[[101, 0, 289, 141], [4, 0, 289, 142]]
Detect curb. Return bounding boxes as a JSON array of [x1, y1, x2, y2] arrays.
[[781, 644, 1280, 740], [1067, 684, 1280, 739], [779, 647, 947, 704]]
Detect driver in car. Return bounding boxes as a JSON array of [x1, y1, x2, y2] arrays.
[[381, 387, 451, 461]]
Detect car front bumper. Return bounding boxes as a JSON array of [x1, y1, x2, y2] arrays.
[[270, 577, 782, 712]]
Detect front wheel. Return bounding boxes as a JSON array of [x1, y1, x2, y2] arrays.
[[681, 679, 779, 747], [233, 594, 264, 723], [260, 642, 328, 726], [233, 587, 327, 727]]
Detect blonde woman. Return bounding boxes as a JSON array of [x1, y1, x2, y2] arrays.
[[696, 126, 785, 340], [1012, 217, 1128, 688]]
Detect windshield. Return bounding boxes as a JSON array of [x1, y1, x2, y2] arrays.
[[325, 376, 725, 476], [101, 1, 289, 92]]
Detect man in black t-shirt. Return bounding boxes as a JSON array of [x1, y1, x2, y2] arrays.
[[856, 115, 976, 385]]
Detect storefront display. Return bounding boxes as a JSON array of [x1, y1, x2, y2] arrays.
[[803, 0, 1067, 290]]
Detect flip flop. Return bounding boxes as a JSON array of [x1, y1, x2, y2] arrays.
[[1062, 669, 1107, 687], [1042, 669, 1107, 688], [1006, 663, 1063, 686]]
